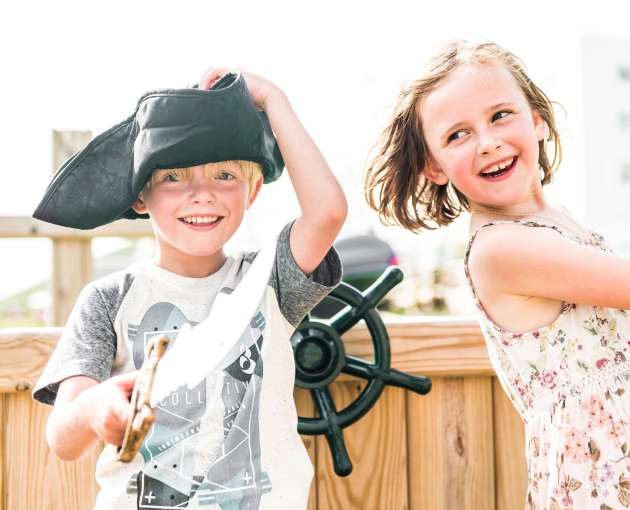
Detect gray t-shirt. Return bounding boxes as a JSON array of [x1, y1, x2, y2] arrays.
[[34, 222, 341, 510]]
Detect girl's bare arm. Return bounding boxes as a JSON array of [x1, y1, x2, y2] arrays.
[[469, 224, 630, 310]]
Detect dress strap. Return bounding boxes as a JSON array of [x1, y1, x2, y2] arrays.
[[464, 220, 565, 333]]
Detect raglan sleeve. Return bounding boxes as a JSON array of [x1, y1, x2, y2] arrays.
[[269, 221, 342, 328], [32, 280, 118, 405]]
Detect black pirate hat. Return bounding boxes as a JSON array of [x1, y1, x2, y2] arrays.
[[33, 73, 284, 229]]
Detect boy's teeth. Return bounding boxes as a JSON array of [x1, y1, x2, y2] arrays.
[[183, 216, 219, 224]]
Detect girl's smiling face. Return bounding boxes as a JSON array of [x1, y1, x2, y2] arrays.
[[420, 63, 548, 213]]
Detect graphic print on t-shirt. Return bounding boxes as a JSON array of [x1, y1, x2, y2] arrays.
[[125, 302, 272, 509]]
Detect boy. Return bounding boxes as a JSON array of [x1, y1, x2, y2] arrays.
[[32, 69, 347, 509]]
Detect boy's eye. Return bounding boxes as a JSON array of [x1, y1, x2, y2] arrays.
[[492, 110, 512, 122], [216, 171, 235, 181], [159, 170, 182, 183]]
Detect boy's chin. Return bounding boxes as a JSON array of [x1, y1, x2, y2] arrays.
[[160, 239, 227, 260], [180, 245, 226, 258]]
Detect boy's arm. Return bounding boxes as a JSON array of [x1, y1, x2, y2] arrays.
[[33, 275, 134, 460], [263, 89, 347, 274], [46, 372, 137, 461], [201, 70, 348, 275]]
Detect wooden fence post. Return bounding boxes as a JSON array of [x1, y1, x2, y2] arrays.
[[51, 130, 93, 326], [0, 393, 3, 510]]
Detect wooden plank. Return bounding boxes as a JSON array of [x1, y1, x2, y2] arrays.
[[407, 377, 495, 510], [52, 130, 93, 169], [0, 328, 61, 393], [51, 131, 95, 327], [493, 378, 527, 510], [343, 316, 491, 376], [0, 216, 153, 239], [52, 238, 92, 325], [0, 319, 490, 391], [316, 382, 408, 510], [0, 394, 4, 510], [4, 393, 99, 509], [294, 388, 318, 510]]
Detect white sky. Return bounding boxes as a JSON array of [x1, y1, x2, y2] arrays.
[[1, 0, 629, 299]]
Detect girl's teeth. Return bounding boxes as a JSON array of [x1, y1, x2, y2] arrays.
[[481, 158, 514, 175]]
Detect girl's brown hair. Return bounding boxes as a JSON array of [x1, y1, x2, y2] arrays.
[[364, 40, 562, 232]]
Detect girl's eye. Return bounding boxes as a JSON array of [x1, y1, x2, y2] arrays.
[[492, 110, 512, 122], [447, 130, 467, 144]]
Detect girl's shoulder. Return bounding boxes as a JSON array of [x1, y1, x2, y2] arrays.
[[464, 221, 565, 299], [467, 215, 609, 258], [466, 219, 565, 266], [465, 217, 630, 315], [464, 221, 573, 333]]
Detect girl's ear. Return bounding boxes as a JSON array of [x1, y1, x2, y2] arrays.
[[532, 109, 549, 142], [132, 195, 148, 215], [423, 158, 449, 186]]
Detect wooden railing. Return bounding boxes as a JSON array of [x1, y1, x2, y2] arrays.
[[0, 213, 528, 508], [1, 216, 153, 325], [0, 319, 527, 510]]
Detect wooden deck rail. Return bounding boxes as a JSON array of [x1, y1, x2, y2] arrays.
[[0, 209, 527, 508], [0, 319, 528, 510], [0, 216, 153, 325]]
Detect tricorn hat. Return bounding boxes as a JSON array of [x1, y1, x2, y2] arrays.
[[33, 73, 284, 229]]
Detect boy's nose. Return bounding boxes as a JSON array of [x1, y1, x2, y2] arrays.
[[189, 180, 216, 203]]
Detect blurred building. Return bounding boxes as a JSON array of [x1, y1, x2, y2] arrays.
[[581, 36, 630, 250]]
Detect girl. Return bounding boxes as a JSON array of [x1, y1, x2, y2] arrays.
[[365, 40, 630, 509]]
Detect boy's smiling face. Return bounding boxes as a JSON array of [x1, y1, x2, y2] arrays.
[[132, 161, 262, 276]]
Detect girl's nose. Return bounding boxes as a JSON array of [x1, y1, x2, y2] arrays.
[[477, 133, 504, 156]]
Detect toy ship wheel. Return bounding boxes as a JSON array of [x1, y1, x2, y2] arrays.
[[291, 267, 431, 476]]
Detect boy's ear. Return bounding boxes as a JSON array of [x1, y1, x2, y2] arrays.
[[132, 196, 148, 215], [246, 177, 264, 209], [423, 158, 449, 186], [532, 109, 549, 142]]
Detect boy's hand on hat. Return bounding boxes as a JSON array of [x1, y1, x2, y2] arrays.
[[200, 67, 281, 111], [80, 371, 139, 446]]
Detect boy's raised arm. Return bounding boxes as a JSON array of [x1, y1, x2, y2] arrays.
[[201, 69, 348, 275], [266, 89, 348, 274]]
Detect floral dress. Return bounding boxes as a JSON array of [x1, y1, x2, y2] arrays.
[[465, 221, 630, 510]]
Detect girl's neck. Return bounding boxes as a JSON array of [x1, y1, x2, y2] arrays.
[[469, 194, 549, 218], [470, 204, 550, 217], [469, 204, 590, 240]]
